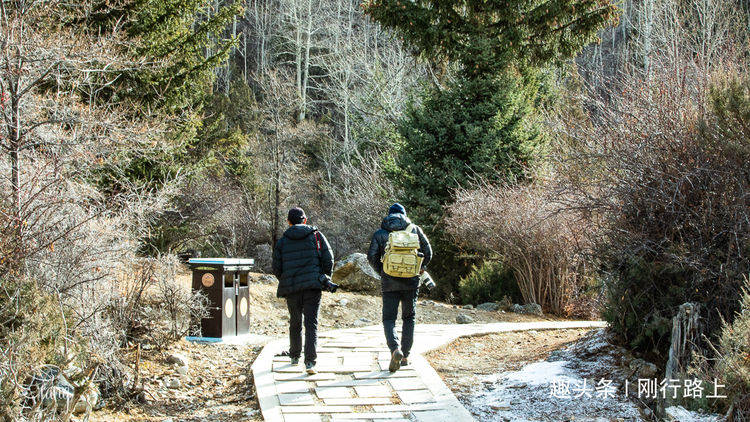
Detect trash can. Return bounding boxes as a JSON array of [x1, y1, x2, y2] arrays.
[[188, 258, 254, 338]]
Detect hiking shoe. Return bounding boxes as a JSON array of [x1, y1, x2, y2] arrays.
[[305, 362, 317, 375], [389, 349, 404, 372], [401, 357, 409, 366], [290, 357, 299, 365]]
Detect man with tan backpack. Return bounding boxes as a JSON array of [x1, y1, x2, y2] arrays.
[[367, 203, 432, 372]]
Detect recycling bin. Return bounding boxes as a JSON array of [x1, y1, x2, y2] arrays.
[[188, 258, 254, 338]]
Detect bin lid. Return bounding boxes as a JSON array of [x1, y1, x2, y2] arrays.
[[188, 258, 255, 266]]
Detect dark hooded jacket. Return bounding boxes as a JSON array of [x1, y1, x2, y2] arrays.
[[272, 224, 334, 298], [367, 213, 432, 292]]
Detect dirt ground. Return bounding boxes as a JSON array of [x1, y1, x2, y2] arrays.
[[90, 342, 263, 422], [425, 329, 593, 396], [88, 272, 557, 421]]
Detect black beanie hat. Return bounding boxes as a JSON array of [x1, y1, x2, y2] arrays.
[[287, 207, 306, 224], [389, 203, 406, 215]]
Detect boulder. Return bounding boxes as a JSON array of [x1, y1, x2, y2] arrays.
[[166, 352, 190, 367], [456, 314, 474, 324], [511, 303, 543, 316], [462, 304, 474, 309], [332, 253, 381, 292], [477, 302, 500, 312], [27, 366, 74, 408]]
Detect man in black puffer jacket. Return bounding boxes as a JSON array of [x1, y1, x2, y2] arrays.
[[367, 203, 432, 372], [272, 207, 334, 374]]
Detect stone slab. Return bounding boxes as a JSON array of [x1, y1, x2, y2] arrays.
[[275, 381, 309, 394], [315, 387, 353, 399], [272, 362, 303, 373], [413, 410, 456, 421], [284, 414, 322, 422], [330, 413, 407, 420], [354, 385, 392, 398], [277, 393, 315, 406], [280, 405, 353, 413], [314, 365, 373, 373], [388, 378, 427, 391], [372, 403, 445, 412], [354, 370, 418, 379], [397, 389, 435, 404], [274, 372, 337, 381], [323, 397, 392, 405], [317, 379, 385, 387]]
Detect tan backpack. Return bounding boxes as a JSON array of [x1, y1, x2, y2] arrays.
[[381, 224, 423, 278]]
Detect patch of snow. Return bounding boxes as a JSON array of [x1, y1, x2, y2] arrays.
[[665, 406, 722, 422], [465, 361, 643, 422], [462, 332, 645, 421], [503, 360, 578, 386]]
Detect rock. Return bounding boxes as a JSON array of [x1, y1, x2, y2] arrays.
[[175, 366, 188, 376], [665, 406, 699, 421], [245, 409, 259, 417], [462, 304, 474, 309], [166, 352, 190, 367], [511, 303, 543, 315], [456, 314, 474, 324], [26, 366, 74, 408], [332, 253, 381, 292], [507, 383, 527, 389], [477, 302, 500, 311], [353, 317, 372, 327], [166, 378, 181, 389], [491, 403, 511, 410], [73, 384, 100, 414], [237, 375, 247, 385], [629, 358, 658, 378], [336, 298, 349, 307], [258, 274, 277, 285]]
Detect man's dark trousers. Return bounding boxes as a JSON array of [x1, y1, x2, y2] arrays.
[[382, 289, 417, 357], [286, 289, 321, 365]]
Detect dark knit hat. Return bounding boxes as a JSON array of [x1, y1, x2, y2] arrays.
[[287, 207, 306, 224], [388, 203, 406, 215]]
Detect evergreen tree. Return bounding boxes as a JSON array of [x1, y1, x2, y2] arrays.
[[393, 72, 543, 226], [88, 0, 242, 112], [363, 0, 618, 75]]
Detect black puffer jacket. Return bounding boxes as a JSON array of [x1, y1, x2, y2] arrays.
[[272, 224, 334, 298], [367, 213, 432, 292]]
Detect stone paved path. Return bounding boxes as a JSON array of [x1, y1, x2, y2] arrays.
[[252, 320, 607, 422]]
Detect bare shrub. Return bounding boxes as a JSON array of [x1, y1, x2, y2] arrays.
[[111, 256, 208, 349], [314, 156, 396, 258], [446, 182, 594, 316], [550, 66, 750, 357]]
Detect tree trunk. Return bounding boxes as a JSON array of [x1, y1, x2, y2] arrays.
[[299, 0, 312, 122], [660, 302, 702, 413], [9, 92, 21, 241]]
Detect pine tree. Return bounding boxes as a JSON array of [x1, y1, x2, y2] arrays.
[[363, 0, 618, 76], [88, 0, 242, 112], [393, 72, 543, 226]]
